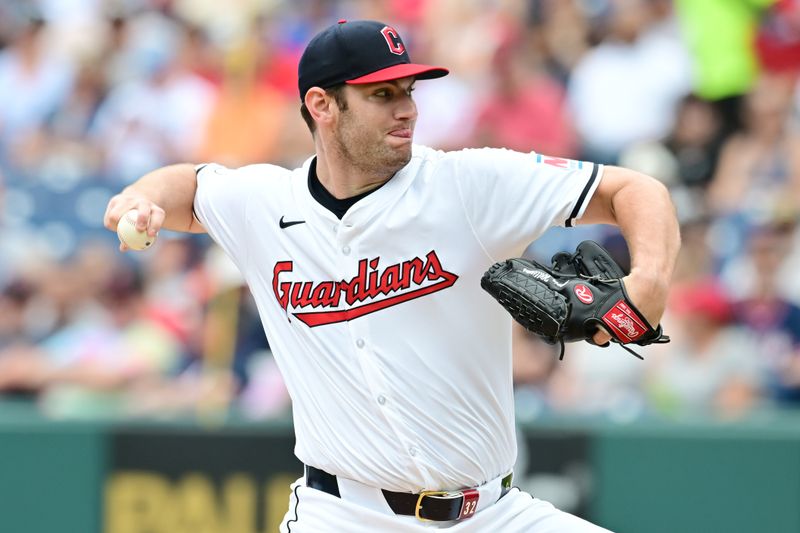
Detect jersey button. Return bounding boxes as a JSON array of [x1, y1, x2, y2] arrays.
[[342, 245, 351, 255], [377, 395, 386, 405], [355, 338, 365, 348], [409, 446, 418, 457]]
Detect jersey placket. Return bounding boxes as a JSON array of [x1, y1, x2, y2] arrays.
[[334, 219, 433, 487]]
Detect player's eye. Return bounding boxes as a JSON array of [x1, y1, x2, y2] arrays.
[[372, 85, 413, 99]]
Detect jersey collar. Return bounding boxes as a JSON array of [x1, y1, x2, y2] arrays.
[[293, 146, 424, 230]]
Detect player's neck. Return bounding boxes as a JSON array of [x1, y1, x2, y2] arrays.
[[314, 143, 393, 199]]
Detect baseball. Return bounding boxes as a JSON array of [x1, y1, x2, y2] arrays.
[[117, 209, 156, 250]]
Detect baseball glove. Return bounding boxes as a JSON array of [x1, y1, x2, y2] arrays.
[[481, 240, 669, 359]]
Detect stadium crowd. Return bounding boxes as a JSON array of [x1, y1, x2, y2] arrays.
[[1, 0, 799, 422]]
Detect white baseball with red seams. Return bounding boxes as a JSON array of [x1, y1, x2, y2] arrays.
[[116, 209, 156, 250]]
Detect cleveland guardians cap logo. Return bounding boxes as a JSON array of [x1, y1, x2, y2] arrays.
[[297, 19, 448, 100], [380, 26, 405, 55]]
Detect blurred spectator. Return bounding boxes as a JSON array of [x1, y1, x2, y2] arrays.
[[671, 216, 716, 284], [139, 237, 207, 360], [99, 14, 142, 88], [37, 0, 107, 63], [728, 221, 800, 405], [0, 279, 35, 350], [21, 258, 97, 339], [192, 244, 289, 418], [235, 289, 291, 420], [547, 341, 648, 420], [646, 279, 761, 418], [0, 264, 188, 416], [173, 0, 268, 41], [0, 15, 75, 162], [625, 94, 723, 191], [568, 0, 693, 163], [756, 0, 800, 76], [663, 95, 724, 191], [722, 218, 800, 301], [90, 11, 214, 184], [674, 0, 776, 138], [10, 61, 105, 179], [707, 73, 800, 219], [512, 323, 558, 421], [529, 0, 591, 85], [470, 37, 578, 156], [422, 0, 522, 84], [195, 34, 292, 166]]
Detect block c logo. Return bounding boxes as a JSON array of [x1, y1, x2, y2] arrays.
[[381, 26, 405, 55]]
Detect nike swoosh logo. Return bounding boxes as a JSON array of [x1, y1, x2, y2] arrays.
[[279, 216, 306, 229]]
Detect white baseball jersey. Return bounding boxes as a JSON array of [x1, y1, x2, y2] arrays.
[[194, 145, 602, 493]]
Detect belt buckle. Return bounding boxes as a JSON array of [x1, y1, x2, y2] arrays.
[[414, 490, 452, 522]]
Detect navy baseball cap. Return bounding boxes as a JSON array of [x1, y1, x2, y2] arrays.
[[298, 19, 449, 100]]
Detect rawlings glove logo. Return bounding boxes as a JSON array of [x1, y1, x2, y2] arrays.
[[574, 284, 594, 304], [602, 301, 647, 342]]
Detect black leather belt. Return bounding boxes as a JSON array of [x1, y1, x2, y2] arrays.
[[305, 465, 513, 522]]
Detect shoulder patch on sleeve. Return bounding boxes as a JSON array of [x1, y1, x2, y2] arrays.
[[534, 154, 585, 171]]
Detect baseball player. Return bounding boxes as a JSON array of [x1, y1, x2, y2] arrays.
[[104, 20, 680, 532]]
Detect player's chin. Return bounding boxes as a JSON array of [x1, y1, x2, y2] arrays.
[[385, 136, 413, 160], [378, 144, 412, 172], [388, 143, 412, 165]]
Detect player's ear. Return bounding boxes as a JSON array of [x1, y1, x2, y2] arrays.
[[305, 87, 336, 128]]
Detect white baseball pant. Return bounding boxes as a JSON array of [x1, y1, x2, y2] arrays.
[[279, 474, 614, 532]]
